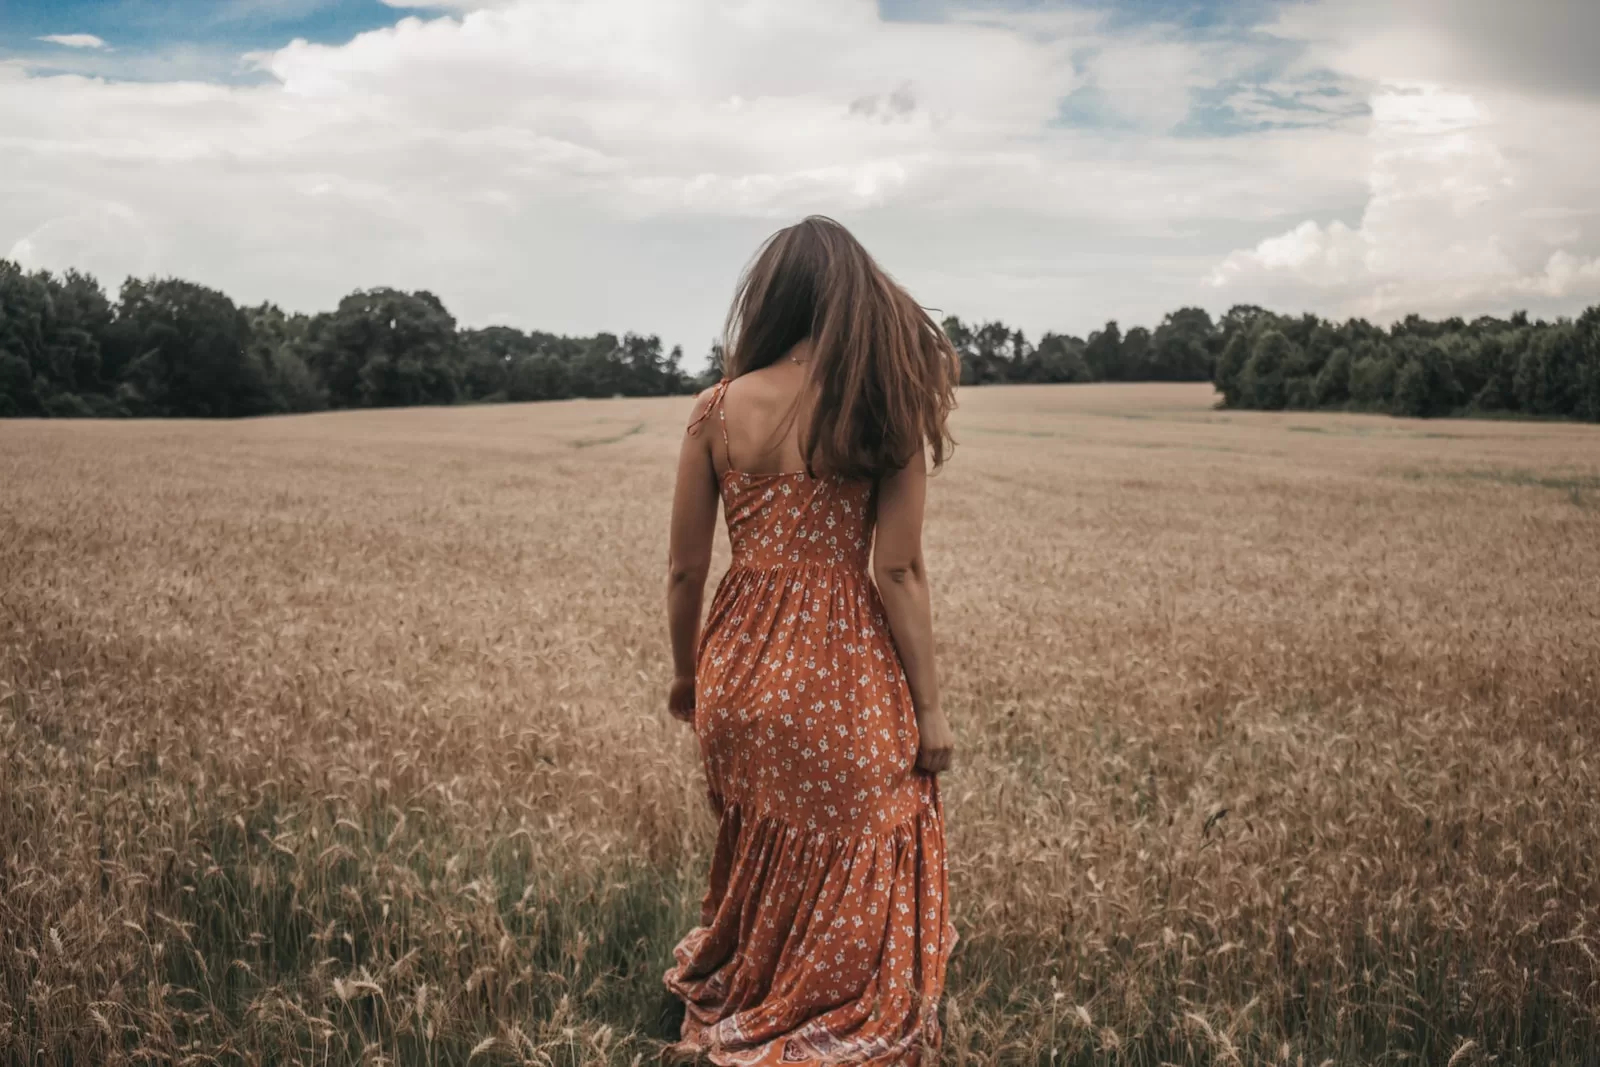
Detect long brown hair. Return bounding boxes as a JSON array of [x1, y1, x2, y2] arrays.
[[722, 216, 958, 481]]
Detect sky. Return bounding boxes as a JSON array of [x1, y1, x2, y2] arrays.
[[3, 0, 1599, 362]]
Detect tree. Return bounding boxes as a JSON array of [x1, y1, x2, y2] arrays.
[[0, 261, 50, 411], [1084, 321, 1122, 381], [1150, 307, 1216, 381], [1218, 304, 1271, 345], [1349, 349, 1396, 408], [104, 277, 268, 417], [1312, 347, 1351, 407], [1513, 324, 1582, 417], [1021, 333, 1090, 383], [35, 270, 112, 401], [507, 352, 573, 402], [1214, 332, 1251, 407], [460, 325, 531, 401], [0, 351, 36, 416], [308, 288, 461, 409], [244, 303, 324, 413], [1468, 333, 1513, 412], [1121, 326, 1153, 380], [618, 332, 685, 396], [698, 341, 726, 389], [1576, 307, 1600, 422], [1282, 331, 1317, 408], [1393, 356, 1430, 416], [1239, 330, 1295, 410]]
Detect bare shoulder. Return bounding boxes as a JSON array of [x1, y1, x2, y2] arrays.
[[684, 382, 723, 438], [689, 385, 720, 418]]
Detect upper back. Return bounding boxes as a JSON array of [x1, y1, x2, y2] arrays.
[[714, 361, 816, 478]]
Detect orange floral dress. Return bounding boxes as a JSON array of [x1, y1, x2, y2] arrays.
[[665, 380, 956, 1066]]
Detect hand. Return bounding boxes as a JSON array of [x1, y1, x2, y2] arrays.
[[667, 675, 696, 723], [914, 706, 955, 774]]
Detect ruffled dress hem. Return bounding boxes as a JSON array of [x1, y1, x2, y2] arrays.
[[663, 801, 955, 1067]]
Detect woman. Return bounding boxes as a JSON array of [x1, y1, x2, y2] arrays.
[[663, 216, 959, 1066]]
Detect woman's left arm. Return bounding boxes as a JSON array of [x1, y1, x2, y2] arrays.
[[666, 390, 721, 721]]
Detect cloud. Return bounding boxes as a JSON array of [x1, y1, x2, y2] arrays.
[[37, 34, 108, 50], [3, 0, 1594, 354], [4, 0, 1224, 345], [9, 202, 159, 288], [1085, 39, 1210, 131], [1274, 0, 1600, 103], [1208, 72, 1600, 321]]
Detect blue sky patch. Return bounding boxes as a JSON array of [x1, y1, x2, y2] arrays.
[[1177, 76, 1370, 137], [5, 0, 1308, 87], [1, 0, 414, 80], [881, 0, 1291, 31]]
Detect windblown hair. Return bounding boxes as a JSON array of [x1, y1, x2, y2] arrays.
[[722, 216, 958, 481]]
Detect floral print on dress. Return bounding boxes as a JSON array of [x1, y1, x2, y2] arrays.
[[666, 380, 956, 1066]]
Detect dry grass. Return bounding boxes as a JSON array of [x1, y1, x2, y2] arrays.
[[3, 383, 1599, 1066]]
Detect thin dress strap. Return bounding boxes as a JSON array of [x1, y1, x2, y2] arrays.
[[716, 383, 732, 466], [686, 378, 734, 473]]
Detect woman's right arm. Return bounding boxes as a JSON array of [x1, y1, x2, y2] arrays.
[[665, 389, 721, 722], [872, 448, 954, 774]]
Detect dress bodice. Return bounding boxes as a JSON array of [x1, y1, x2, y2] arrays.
[[719, 471, 873, 572]]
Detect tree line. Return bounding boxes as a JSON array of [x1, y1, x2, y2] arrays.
[[2, 258, 1597, 421], [940, 308, 1218, 386], [0, 262, 696, 418], [1212, 305, 1600, 420], [940, 305, 1600, 422]]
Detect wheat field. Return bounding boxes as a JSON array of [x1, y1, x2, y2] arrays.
[[3, 383, 1599, 1066]]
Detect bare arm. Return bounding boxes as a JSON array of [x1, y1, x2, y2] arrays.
[[873, 448, 955, 773], [665, 390, 721, 721]]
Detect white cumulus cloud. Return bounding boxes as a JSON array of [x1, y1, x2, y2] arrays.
[[4, 0, 1596, 353], [9, 0, 1349, 347], [37, 34, 108, 50], [1209, 79, 1600, 320]]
